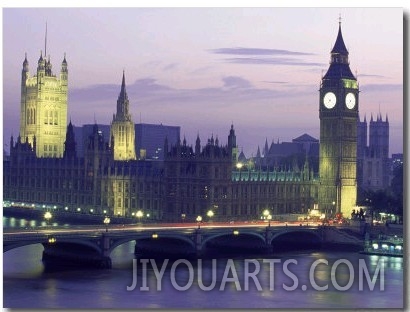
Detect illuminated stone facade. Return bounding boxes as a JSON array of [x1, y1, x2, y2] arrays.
[[19, 52, 68, 158], [163, 127, 319, 222], [4, 124, 164, 219], [319, 22, 358, 217], [110, 72, 136, 161]]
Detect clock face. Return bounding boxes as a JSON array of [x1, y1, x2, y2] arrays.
[[345, 93, 356, 109], [323, 92, 336, 109]]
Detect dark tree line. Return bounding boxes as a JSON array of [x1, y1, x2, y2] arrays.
[[357, 163, 403, 216]]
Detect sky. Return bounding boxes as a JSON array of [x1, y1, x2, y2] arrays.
[[1, 5, 404, 157]]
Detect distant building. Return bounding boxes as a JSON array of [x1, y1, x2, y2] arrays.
[[135, 123, 180, 160], [253, 134, 319, 173], [357, 114, 390, 191]]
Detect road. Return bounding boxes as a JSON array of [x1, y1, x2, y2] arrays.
[[3, 220, 323, 237]]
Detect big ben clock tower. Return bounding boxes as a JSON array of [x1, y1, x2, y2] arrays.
[[319, 20, 358, 218]]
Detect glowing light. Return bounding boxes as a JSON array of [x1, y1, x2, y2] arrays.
[[44, 211, 52, 221], [233, 230, 239, 235], [152, 233, 158, 239]]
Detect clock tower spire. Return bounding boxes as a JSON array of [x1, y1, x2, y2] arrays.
[[319, 20, 359, 218]]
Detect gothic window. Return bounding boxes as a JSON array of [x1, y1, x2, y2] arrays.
[[54, 111, 58, 125], [48, 111, 53, 125], [44, 111, 48, 124], [27, 109, 31, 125], [119, 125, 125, 145]]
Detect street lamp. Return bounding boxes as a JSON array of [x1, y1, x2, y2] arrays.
[[196, 215, 202, 229], [263, 209, 269, 219], [103, 216, 110, 232], [207, 210, 214, 222], [44, 211, 52, 227], [136, 210, 143, 223]]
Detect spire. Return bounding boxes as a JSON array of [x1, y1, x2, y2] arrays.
[[23, 53, 28, 67], [121, 70, 126, 97], [45, 22, 48, 58], [256, 146, 261, 158], [263, 137, 269, 157], [323, 18, 355, 80], [114, 71, 131, 121], [331, 17, 349, 55], [64, 119, 77, 159]]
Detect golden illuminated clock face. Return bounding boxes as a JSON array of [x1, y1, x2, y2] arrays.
[[323, 92, 336, 109], [345, 92, 356, 109]]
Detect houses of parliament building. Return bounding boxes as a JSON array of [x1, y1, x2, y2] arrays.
[[3, 22, 392, 222]]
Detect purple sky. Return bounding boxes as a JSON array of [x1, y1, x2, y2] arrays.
[[2, 7, 403, 157]]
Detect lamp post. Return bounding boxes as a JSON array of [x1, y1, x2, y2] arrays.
[[104, 216, 110, 232], [44, 211, 52, 228], [196, 215, 202, 229], [267, 214, 272, 227]]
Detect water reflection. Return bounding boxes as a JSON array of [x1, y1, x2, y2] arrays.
[[3, 219, 404, 309]]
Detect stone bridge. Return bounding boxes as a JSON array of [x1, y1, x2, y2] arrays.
[[3, 225, 363, 269]]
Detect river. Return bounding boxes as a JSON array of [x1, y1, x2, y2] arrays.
[[3, 216, 404, 309]]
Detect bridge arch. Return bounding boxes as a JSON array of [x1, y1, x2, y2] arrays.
[[269, 229, 322, 248], [3, 241, 45, 253], [202, 231, 266, 248], [44, 238, 103, 254], [108, 233, 197, 255]]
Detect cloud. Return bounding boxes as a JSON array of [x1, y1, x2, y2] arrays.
[[222, 76, 252, 89], [67, 76, 315, 124], [262, 81, 288, 84], [360, 83, 402, 93], [358, 73, 387, 78], [190, 66, 213, 75], [209, 47, 315, 56], [223, 57, 324, 67]]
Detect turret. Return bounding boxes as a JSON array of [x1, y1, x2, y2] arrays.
[[60, 53, 68, 87], [63, 120, 77, 159], [228, 124, 236, 149], [195, 134, 201, 155], [21, 53, 29, 85], [45, 55, 53, 76]]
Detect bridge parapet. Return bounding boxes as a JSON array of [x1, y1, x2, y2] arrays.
[[4, 225, 363, 269]]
